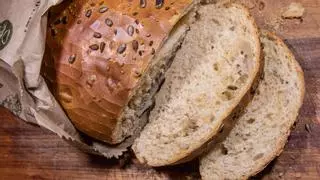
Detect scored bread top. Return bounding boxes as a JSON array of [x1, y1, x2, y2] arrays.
[[200, 31, 305, 179], [42, 0, 196, 144]]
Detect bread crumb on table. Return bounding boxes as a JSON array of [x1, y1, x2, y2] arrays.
[[282, 2, 305, 19]]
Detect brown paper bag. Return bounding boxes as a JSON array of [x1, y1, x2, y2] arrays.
[[0, 0, 131, 158]]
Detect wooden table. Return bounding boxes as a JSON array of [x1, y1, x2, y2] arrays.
[[1, 0, 320, 179]]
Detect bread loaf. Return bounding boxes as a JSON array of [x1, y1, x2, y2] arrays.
[[42, 0, 198, 144], [132, 3, 262, 166], [200, 31, 305, 179]]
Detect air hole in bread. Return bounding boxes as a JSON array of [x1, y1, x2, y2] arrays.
[[195, 11, 201, 20], [280, 78, 285, 84], [187, 120, 200, 132], [211, 115, 216, 122], [221, 145, 228, 155], [256, 89, 260, 95], [232, 112, 240, 120], [266, 113, 273, 119], [213, 63, 219, 71], [227, 85, 238, 91], [230, 26, 235, 31], [273, 47, 278, 53], [247, 118, 255, 124], [236, 74, 249, 84], [243, 26, 248, 33], [253, 153, 264, 160], [221, 91, 233, 101], [211, 18, 220, 25]]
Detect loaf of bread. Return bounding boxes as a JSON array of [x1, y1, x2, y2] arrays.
[[42, 0, 198, 144], [132, 3, 262, 166], [200, 31, 305, 179]]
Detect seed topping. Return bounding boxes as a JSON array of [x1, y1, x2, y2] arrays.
[[93, 32, 102, 38], [155, 0, 164, 9], [127, 25, 134, 36], [99, 6, 108, 13], [68, 54, 76, 64], [89, 44, 99, 51], [100, 42, 106, 53], [117, 44, 127, 54], [105, 18, 113, 27], [85, 9, 92, 17], [140, 0, 146, 8]]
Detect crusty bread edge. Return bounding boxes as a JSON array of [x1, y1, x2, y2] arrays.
[[145, 3, 263, 167], [236, 31, 306, 179]]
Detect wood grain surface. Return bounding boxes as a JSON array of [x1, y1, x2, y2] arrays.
[[1, 0, 320, 179]]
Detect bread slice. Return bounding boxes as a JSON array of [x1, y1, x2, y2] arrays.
[[132, 3, 262, 166], [200, 31, 305, 180]]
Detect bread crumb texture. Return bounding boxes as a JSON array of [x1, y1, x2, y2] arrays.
[[200, 32, 305, 180], [133, 3, 261, 166]]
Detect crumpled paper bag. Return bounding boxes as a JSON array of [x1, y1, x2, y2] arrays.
[[0, 0, 132, 158]]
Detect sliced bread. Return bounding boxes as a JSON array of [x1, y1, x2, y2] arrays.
[[200, 31, 305, 179], [132, 3, 262, 166]]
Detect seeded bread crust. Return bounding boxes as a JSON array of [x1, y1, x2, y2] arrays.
[[200, 31, 305, 180], [42, 0, 196, 144], [132, 3, 262, 166]]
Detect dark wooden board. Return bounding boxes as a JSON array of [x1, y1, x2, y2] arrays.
[[1, 0, 320, 179]]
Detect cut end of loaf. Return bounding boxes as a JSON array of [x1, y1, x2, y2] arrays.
[[133, 3, 262, 166], [43, 0, 198, 144], [114, 23, 191, 143], [200, 31, 305, 180]]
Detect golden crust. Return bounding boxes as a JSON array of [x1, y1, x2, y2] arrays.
[[42, 0, 195, 144]]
